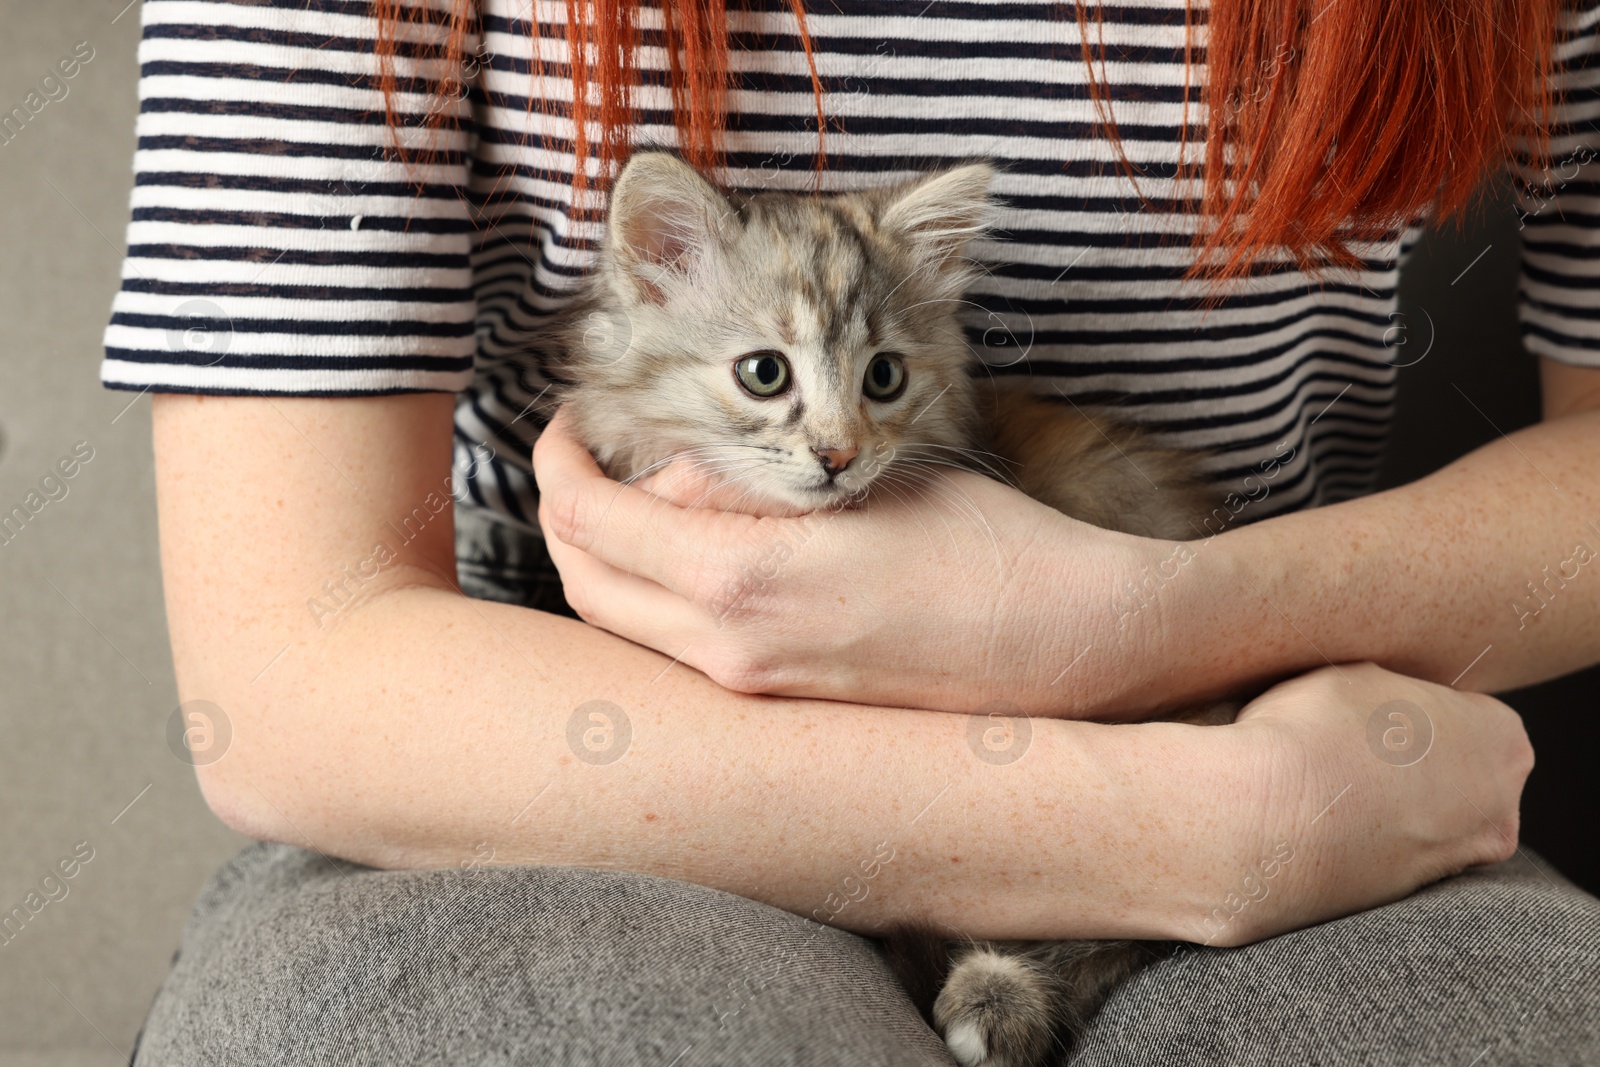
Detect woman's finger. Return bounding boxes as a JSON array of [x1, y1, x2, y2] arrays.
[[542, 528, 712, 657], [633, 460, 812, 517], [533, 406, 759, 599]]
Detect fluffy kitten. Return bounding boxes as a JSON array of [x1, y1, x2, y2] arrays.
[[545, 152, 1205, 534], [542, 151, 1223, 1066]]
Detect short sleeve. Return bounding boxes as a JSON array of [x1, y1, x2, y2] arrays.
[[100, 0, 479, 395], [1517, 0, 1600, 368]]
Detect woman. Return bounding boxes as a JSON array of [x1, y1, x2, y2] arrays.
[[110, 0, 1600, 1063]]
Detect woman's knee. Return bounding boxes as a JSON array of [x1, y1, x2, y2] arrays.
[[1072, 852, 1600, 1066], [135, 844, 949, 1067]]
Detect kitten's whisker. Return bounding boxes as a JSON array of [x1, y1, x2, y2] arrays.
[[875, 469, 964, 554], [888, 295, 989, 320], [892, 443, 1017, 485], [896, 479, 987, 563], [905, 458, 1014, 486], [898, 440, 1014, 467], [873, 250, 950, 312], [896, 447, 1017, 489], [616, 456, 685, 489], [869, 478, 941, 546], [672, 461, 770, 513], [613, 445, 745, 492], [886, 462, 1006, 569], [949, 252, 994, 279], [625, 446, 770, 488], [600, 446, 767, 531], [720, 481, 773, 516], [686, 463, 783, 517], [929, 484, 1006, 568], [881, 451, 985, 488]]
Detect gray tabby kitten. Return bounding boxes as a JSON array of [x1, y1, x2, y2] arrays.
[[544, 151, 1224, 1067]]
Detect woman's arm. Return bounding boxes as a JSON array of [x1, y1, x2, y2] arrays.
[[154, 393, 1527, 945], [537, 360, 1600, 718], [1189, 357, 1600, 698]]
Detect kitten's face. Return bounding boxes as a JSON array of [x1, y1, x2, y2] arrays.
[[559, 154, 995, 512]]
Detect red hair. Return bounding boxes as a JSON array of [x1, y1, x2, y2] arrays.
[[1198, 0, 1559, 275], [374, 0, 1560, 276]]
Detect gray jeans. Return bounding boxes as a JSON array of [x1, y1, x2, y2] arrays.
[[129, 509, 1600, 1066]]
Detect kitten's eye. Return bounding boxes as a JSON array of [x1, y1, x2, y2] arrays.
[[733, 351, 792, 398], [863, 352, 907, 401]]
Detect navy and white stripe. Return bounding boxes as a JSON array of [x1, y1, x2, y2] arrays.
[[102, 0, 1600, 529]]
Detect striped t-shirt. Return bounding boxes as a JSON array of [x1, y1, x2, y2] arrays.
[[101, 0, 1600, 532]]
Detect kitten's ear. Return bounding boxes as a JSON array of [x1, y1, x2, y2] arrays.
[[877, 163, 996, 269], [606, 152, 737, 304]]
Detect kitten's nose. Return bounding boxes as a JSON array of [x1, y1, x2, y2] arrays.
[[812, 445, 859, 476]]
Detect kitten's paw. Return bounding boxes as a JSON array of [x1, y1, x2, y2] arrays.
[[933, 948, 1056, 1067]]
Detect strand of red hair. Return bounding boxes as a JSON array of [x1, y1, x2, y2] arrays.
[[373, 0, 1561, 278], [1200, 0, 1558, 276]]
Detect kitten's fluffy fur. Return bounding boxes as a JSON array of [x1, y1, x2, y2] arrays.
[[547, 152, 1205, 533], [549, 151, 988, 513], [542, 152, 1223, 1066]]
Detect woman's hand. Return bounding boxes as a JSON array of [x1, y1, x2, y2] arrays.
[[533, 407, 1176, 716], [1186, 661, 1533, 947]]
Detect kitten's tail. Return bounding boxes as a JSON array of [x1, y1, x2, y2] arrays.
[[877, 924, 952, 1023]]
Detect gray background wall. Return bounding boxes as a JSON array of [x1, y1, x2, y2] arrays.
[[0, 3, 1593, 1063], [1, 4, 248, 1064]]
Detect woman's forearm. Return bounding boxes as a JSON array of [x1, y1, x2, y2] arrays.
[[1174, 407, 1600, 699], [528, 394, 1598, 721], [208, 576, 1265, 941], [194, 584, 1532, 948], [149, 393, 1526, 948], [148, 396, 1256, 941]]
